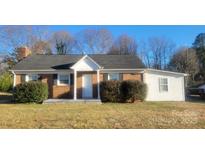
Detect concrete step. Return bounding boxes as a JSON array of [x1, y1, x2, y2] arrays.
[[43, 99, 102, 104]]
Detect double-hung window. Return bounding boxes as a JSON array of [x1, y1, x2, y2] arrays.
[[108, 73, 120, 81], [26, 74, 39, 82], [58, 74, 70, 85], [159, 78, 168, 92]]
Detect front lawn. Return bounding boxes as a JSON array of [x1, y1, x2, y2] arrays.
[[0, 102, 205, 128]]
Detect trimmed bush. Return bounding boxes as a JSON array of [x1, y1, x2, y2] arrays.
[[13, 81, 48, 103], [0, 71, 13, 92], [100, 80, 147, 103], [120, 80, 147, 103], [100, 80, 121, 102]]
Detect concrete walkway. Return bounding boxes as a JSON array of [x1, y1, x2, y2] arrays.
[[43, 99, 102, 104]]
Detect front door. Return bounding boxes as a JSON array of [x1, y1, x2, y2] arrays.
[[82, 74, 93, 98]]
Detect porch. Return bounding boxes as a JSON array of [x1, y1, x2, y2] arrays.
[[43, 99, 102, 104], [71, 55, 101, 100]]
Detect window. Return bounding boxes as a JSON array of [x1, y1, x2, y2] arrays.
[[108, 73, 120, 81], [159, 78, 168, 92], [58, 74, 70, 85], [26, 74, 39, 82]]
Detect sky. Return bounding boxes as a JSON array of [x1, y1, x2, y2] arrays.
[[48, 25, 205, 47], [1, 25, 205, 55]]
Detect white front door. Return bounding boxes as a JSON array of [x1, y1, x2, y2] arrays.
[[82, 74, 93, 98]]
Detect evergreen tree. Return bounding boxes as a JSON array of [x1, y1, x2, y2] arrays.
[[193, 33, 205, 81], [56, 41, 67, 55]]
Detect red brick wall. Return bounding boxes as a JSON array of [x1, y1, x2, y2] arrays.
[[15, 72, 142, 99], [53, 85, 73, 99], [122, 73, 142, 81], [41, 74, 73, 99], [15, 75, 21, 85], [77, 73, 82, 99]]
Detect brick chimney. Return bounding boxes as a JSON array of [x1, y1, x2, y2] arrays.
[[17, 46, 31, 60]]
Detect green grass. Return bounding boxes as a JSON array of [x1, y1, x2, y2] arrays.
[[0, 102, 204, 128]]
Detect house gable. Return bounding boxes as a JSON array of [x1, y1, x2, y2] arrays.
[[71, 55, 101, 71]]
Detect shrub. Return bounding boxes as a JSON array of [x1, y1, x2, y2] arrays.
[[100, 80, 121, 102], [13, 81, 48, 103], [120, 80, 147, 103], [0, 71, 13, 92]]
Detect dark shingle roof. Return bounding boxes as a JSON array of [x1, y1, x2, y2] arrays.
[[12, 54, 145, 70]]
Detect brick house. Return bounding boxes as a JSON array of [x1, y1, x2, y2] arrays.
[[10, 47, 187, 101]]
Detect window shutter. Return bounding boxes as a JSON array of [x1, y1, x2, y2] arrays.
[[53, 74, 57, 85], [21, 75, 25, 83], [38, 75, 42, 81], [53, 74, 57, 80], [103, 73, 108, 81], [70, 74, 74, 85], [119, 73, 123, 81]]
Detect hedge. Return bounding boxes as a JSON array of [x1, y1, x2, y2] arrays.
[[100, 80, 147, 103], [13, 81, 48, 103], [100, 80, 121, 102], [120, 80, 147, 103], [0, 71, 13, 92]]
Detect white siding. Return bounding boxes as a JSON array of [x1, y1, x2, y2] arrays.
[[144, 71, 185, 101]]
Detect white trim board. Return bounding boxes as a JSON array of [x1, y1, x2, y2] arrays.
[[71, 55, 101, 71]]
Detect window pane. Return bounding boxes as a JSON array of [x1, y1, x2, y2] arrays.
[[28, 75, 38, 81], [160, 85, 168, 91], [109, 73, 119, 80], [161, 78, 168, 84], [159, 78, 168, 92], [60, 80, 69, 84], [59, 75, 69, 84], [60, 75, 69, 80]]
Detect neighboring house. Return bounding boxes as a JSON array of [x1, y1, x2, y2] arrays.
[[10, 47, 187, 101]]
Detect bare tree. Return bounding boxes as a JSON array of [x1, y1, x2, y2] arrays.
[[0, 26, 32, 49], [31, 40, 52, 54], [75, 29, 113, 54], [96, 29, 113, 53], [0, 25, 49, 50], [169, 47, 199, 84], [138, 40, 151, 68], [148, 37, 175, 69], [49, 31, 75, 54], [108, 34, 137, 55], [0, 26, 51, 66]]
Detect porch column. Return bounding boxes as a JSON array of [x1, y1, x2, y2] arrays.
[[97, 69, 100, 99], [74, 69, 77, 100], [11, 71, 16, 88]]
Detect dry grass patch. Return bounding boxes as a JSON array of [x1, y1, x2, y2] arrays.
[[0, 102, 204, 128]]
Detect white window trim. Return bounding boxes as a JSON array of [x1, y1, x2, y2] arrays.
[[159, 77, 169, 92], [25, 74, 39, 82], [108, 73, 120, 81], [57, 73, 70, 86]]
